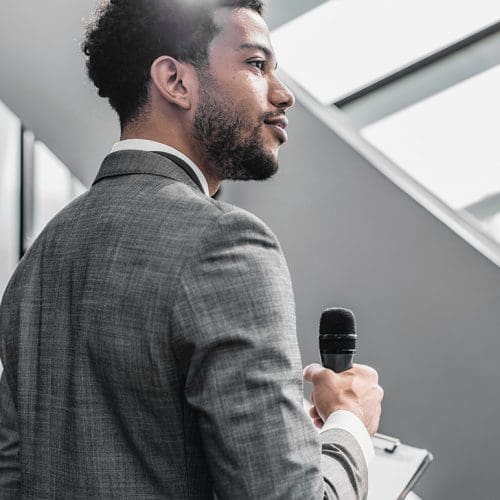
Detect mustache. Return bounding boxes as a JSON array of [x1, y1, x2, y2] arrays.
[[261, 110, 287, 122]]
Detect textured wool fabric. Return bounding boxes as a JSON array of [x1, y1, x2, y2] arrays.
[[0, 150, 367, 498]]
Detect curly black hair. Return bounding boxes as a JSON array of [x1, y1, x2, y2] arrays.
[[82, 0, 265, 127]]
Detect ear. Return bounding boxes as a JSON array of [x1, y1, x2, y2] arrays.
[[150, 56, 195, 111]]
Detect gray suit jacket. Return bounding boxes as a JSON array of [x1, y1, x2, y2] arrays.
[[0, 150, 367, 498]]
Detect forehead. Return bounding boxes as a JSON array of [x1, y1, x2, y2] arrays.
[[210, 7, 274, 57]]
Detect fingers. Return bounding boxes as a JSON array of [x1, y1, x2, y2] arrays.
[[304, 364, 338, 387], [379, 385, 384, 400], [304, 363, 379, 384], [303, 363, 325, 383], [368, 402, 382, 435], [313, 418, 324, 429], [309, 405, 324, 429], [352, 363, 379, 383], [304, 362, 383, 435], [309, 405, 320, 420], [367, 386, 384, 435]]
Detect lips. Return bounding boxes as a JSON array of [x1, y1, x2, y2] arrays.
[[264, 115, 289, 143], [264, 116, 288, 129]]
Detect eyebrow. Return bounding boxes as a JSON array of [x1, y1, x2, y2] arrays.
[[238, 43, 278, 70]]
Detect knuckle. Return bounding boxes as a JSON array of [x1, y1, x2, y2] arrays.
[[315, 368, 335, 384], [375, 385, 384, 402], [311, 370, 324, 384], [351, 363, 363, 374], [354, 364, 378, 381], [311, 370, 324, 385], [366, 366, 379, 381]]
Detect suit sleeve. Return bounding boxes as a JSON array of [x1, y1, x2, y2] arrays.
[[0, 371, 20, 498], [170, 208, 368, 500]]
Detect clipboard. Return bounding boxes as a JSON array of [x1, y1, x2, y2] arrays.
[[368, 433, 433, 500], [301, 398, 432, 499]]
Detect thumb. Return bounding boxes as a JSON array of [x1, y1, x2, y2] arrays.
[[303, 363, 325, 382]]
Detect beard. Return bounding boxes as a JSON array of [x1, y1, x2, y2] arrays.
[[191, 78, 279, 181]]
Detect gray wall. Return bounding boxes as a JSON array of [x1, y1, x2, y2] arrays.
[[221, 100, 500, 499]]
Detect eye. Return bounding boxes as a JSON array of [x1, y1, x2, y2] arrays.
[[249, 60, 266, 71]]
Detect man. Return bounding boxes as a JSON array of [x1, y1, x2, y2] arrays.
[[0, 0, 383, 498]]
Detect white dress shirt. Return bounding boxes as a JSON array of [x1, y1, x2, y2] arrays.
[[304, 398, 374, 466], [111, 138, 374, 466], [322, 410, 374, 464]]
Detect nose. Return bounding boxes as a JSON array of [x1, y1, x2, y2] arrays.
[[270, 75, 296, 111]]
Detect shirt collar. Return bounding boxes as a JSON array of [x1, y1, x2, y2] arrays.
[[111, 139, 209, 196]]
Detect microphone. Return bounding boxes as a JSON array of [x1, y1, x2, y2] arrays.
[[319, 308, 357, 373]]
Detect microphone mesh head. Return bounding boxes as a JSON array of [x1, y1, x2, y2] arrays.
[[320, 308, 356, 336]]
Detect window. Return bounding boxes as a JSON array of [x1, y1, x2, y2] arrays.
[[361, 65, 500, 243], [0, 101, 20, 296], [271, 0, 500, 263], [272, 0, 500, 105], [0, 99, 88, 294], [27, 141, 86, 246]]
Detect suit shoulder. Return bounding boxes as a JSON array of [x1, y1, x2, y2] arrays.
[[188, 200, 287, 272], [206, 198, 278, 241]]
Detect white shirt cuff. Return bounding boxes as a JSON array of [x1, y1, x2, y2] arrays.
[[320, 410, 375, 465]]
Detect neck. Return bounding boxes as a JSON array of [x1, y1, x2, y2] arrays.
[[120, 126, 221, 197]]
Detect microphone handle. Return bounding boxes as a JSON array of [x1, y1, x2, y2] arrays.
[[321, 352, 354, 373]]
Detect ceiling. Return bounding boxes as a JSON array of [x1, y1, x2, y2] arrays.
[[0, 0, 327, 185]]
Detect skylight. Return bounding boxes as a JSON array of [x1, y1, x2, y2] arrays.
[[272, 0, 500, 105], [361, 64, 500, 242]]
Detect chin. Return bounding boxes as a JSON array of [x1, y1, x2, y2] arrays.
[[270, 148, 280, 165]]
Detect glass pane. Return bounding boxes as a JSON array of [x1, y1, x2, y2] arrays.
[[272, 0, 500, 105], [361, 64, 500, 244], [0, 101, 20, 297], [29, 142, 86, 246]]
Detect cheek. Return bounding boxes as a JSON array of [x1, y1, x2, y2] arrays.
[[225, 72, 269, 109]]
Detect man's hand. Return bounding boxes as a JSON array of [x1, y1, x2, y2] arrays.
[[303, 363, 383, 435]]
